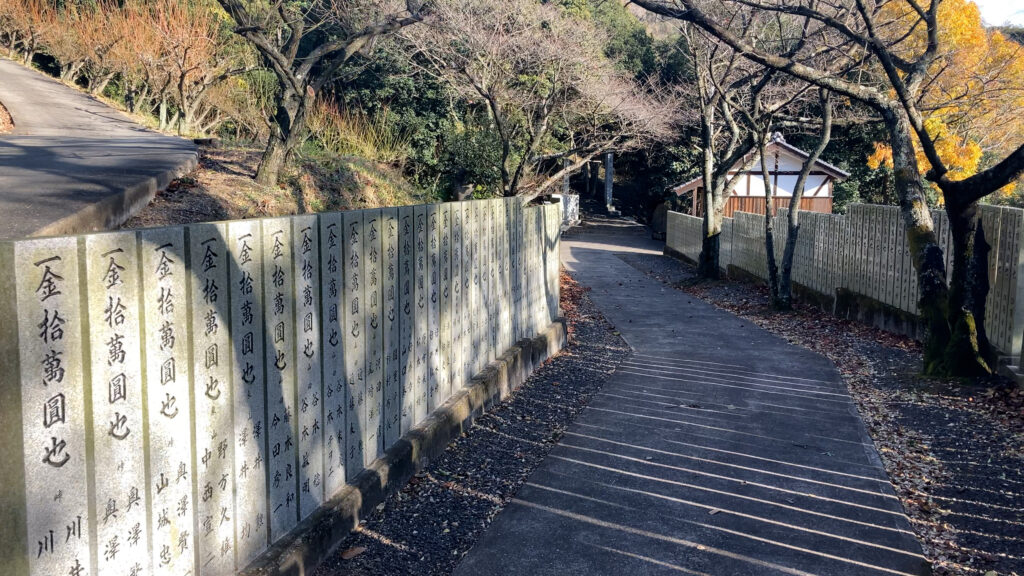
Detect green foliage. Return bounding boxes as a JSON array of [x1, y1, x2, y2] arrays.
[[550, 0, 590, 18], [790, 122, 901, 213], [334, 44, 457, 189], [589, 0, 658, 78], [439, 118, 505, 198]]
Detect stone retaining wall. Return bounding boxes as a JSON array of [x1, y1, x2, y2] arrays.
[[0, 198, 563, 576]]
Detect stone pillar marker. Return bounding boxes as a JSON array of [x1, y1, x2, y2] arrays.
[[427, 203, 441, 411], [605, 152, 615, 214], [563, 158, 571, 194], [227, 219, 268, 568], [547, 204, 561, 320], [413, 205, 428, 425], [450, 204, 463, 392], [342, 210, 366, 479], [486, 200, 497, 364], [511, 199, 522, 342], [439, 203, 453, 405], [382, 208, 401, 448], [261, 218, 298, 540], [292, 216, 323, 520], [493, 200, 505, 356], [187, 223, 234, 576], [138, 227, 195, 576], [476, 201, 487, 369], [319, 213, 346, 497], [82, 231, 151, 576], [363, 210, 384, 465], [508, 198, 519, 344], [398, 207, 415, 436], [463, 202, 475, 378], [0, 237, 92, 576]]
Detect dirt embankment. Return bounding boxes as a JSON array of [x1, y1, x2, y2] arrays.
[[122, 146, 429, 229], [0, 100, 13, 133]]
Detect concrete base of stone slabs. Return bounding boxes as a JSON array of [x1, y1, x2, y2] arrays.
[[240, 319, 567, 576]]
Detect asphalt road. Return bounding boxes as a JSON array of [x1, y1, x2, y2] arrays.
[[454, 217, 928, 576], [0, 58, 197, 240]]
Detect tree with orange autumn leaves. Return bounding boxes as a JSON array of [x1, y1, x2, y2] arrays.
[[0, 0, 260, 135], [865, 0, 1024, 201], [632, 0, 1024, 377]]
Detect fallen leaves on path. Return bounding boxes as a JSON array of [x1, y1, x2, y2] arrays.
[[624, 253, 1023, 576]]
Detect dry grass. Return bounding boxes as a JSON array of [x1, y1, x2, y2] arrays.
[[122, 146, 428, 229]]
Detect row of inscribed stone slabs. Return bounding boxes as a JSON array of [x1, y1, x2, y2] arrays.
[[0, 197, 549, 576]]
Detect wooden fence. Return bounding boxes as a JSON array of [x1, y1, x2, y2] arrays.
[[666, 203, 1024, 358]]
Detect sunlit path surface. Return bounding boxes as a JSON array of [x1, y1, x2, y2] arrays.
[[453, 216, 928, 575], [0, 58, 196, 239]]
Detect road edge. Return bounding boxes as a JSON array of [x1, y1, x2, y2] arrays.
[[30, 150, 199, 237]]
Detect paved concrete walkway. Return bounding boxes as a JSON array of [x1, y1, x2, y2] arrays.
[[0, 58, 197, 239], [454, 217, 928, 575]]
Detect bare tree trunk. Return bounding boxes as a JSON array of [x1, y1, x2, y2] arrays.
[[89, 73, 115, 96], [255, 88, 311, 186], [758, 135, 780, 304], [886, 108, 951, 374], [589, 161, 600, 198], [780, 92, 833, 310], [59, 62, 84, 83], [943, 200, 996, 375], [697, 186, 722, 278], [158, 97, 169, 131]]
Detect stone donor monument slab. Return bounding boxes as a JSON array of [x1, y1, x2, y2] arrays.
[[0, 237, 92, 576], [189, 223, 234, 576], [228, 219, 269, 568], [0, 198, 562, 576], [319, 212, 347, 498], [84, 231, 150, 576], [139, 227, 197, 576]]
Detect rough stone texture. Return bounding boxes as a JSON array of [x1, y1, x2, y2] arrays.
[[262, 217, 298, 541], [319, 213, 346, 500], [460, 202, 474, 387], [292, 216, 323, 521], [414, 205, 429, 425], [450, 205, 464, 393], [382, 209, 401, 450], [343, 211, 366, 480], [439, 204, 453, 405], [363, 209, 384, 466], [0, 237, 92, 576], [228, 218, 269, 569], [0, 59, 197, 240], [188, 223, 234, 576], [139, 227, 195, 576], [237, 320, 567, 576], [398, 207, 415, 436], [84, 231, 150, 576], [427, 204, 443, 412]]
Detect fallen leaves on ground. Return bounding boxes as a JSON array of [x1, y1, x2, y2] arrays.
[[624, 254, 1023, 576]]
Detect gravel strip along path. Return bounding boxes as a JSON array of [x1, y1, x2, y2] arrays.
[[312, 271, 630, 576], [621, 251, 1024, 576]]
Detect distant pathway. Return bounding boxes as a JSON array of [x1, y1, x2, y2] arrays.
[[454, 215, 928, 575], [0, 58, 196, 239]]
